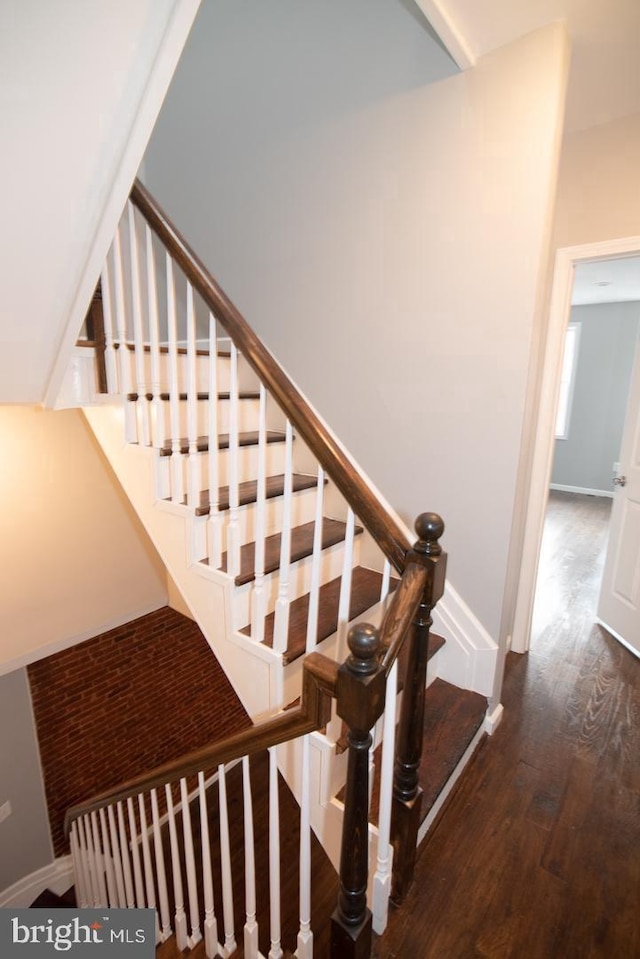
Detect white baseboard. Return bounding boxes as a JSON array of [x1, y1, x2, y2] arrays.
[[483, 702, 504, 734], [417, 723, 486, 844], [596, 618, 640, 660], [549, 483, 613, 498], [432, 583, 498, 697], [0, 856, 73, 908]]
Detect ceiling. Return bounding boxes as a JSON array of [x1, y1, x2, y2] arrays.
[[416, 0, 640, 133], [572, 256, 640, 306]]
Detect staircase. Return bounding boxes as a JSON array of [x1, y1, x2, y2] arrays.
[[59, 180, 499, 957]]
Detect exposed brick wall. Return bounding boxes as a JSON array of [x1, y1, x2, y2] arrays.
[[28, 607, 251, 856]]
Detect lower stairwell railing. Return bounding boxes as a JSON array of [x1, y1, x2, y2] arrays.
[[64, 515, 446, 959]]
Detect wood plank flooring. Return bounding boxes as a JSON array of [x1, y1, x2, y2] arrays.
[[374, 491, 640, 959]]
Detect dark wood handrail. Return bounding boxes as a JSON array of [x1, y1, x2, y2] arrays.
[[380, 562, 429, 673], [64, 651, 338, 835], [130, 179, 409, 573]]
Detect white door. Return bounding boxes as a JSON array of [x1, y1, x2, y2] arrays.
[[597, 333, 640, 656]]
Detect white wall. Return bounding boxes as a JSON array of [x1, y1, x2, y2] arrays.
[[554, 111, 640, 249], [552, 302, 640, 492], [0, 406, 168, 673], [0, 669, 52, 892], [0, 0, 200, 406], [143, 2, 569, 644]]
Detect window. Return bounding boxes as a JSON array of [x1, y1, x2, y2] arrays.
[[555, 322, 580, 439]]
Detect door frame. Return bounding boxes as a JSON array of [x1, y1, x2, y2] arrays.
[[512, 233, 640, 654]]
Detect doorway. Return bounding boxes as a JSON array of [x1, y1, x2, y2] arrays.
[[512, 235, 640, 656]]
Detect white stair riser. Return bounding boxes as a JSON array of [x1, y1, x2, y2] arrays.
[[231, 537, 363, 631], [215, 485, 321, 552], [120, 351, 259, 396], [160, 440, 289, 493]]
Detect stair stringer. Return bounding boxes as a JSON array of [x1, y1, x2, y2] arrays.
[[84, 402, 279, 718]]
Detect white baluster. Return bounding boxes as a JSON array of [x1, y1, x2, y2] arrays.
[[305, 466, 325, 653], [372, 661, 398, 934], [127, 201, 150, 446], [197, 771, 219, 959], [145, 224, 164, 447], [112, 221, 136, 442], [186, 283, 201, 508], [272, 420, 294, 652], [98, 807, 117, 908], [107, 805, 127, 908], [90, 811, 108, 907], [242, 756, 259, 958], [297, 735, 313, 959], [117, 801, 136, 908], [166, 255, 184, 504], [82, 814, 100, 907], [218, 765, 237, 955], [70, 821, 89, 908], [268, 747, 283, 959], [127, 796, 146, 908], [100, 257, 117, 393], [326, 508, 356, 743], [180, 777, 202, 947], [165, 784, 188, 951], [150, 790, 172, 942], [207, 313, 222, 568], [251, 384, 268, 643], [225, 342, 241, 578], [138, 795, 160, 944], [380, 559, 391, 606]]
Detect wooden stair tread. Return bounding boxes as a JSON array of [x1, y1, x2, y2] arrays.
[[196, 472, 322, 517], [159, 430, 286, 456], [242, 566, 398, 665], [128, 390, 260, 402], [363, 677, 487, 826], [222, 517, 363, 586], [115, 341, 229, 358]]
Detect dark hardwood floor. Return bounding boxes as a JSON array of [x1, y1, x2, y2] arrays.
[[374, 490, 640, 959]]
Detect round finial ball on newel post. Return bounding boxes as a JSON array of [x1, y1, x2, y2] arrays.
[[414, 512, 445, 556], [346, 622, 381, 676]]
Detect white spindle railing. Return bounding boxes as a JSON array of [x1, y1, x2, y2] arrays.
[[207, 312, 222, 569], [165, 784, 188, 952], [127, 202, 150, 447], [100, 260, 117, 393], [242, 756, 259, 959], [251, 383, 268, 642], [272, 419, 294, 652], [145, 225, 164, 448], [305, 466, 325, 653], [217, 765, 237, 956], [226, 341, 241, 578], [180, 777, 203, 948], [197, 772, 219, 959], [268, 747, 283, 959], [297, 735, 313, 959], [151, 789, 172, 942], [166, 255, 184, 505], [186, 283, 201, 508]]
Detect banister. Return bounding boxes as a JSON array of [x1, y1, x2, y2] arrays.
[[380, 562, 429, 673], [130, 179, 409, 573], [64, 651, 338, 836]]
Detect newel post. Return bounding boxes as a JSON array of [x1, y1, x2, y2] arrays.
[[331, 623, 386, 959], [390, 512, 446, 904]]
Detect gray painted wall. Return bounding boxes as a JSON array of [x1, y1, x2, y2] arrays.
[[0, 669, 53, 892], [142, 1, 568, 642], [552, 301, 640, 492]]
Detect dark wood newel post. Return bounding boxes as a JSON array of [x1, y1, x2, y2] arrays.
[[331, 623, 386, 959], [390, 512, 447, 905]]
